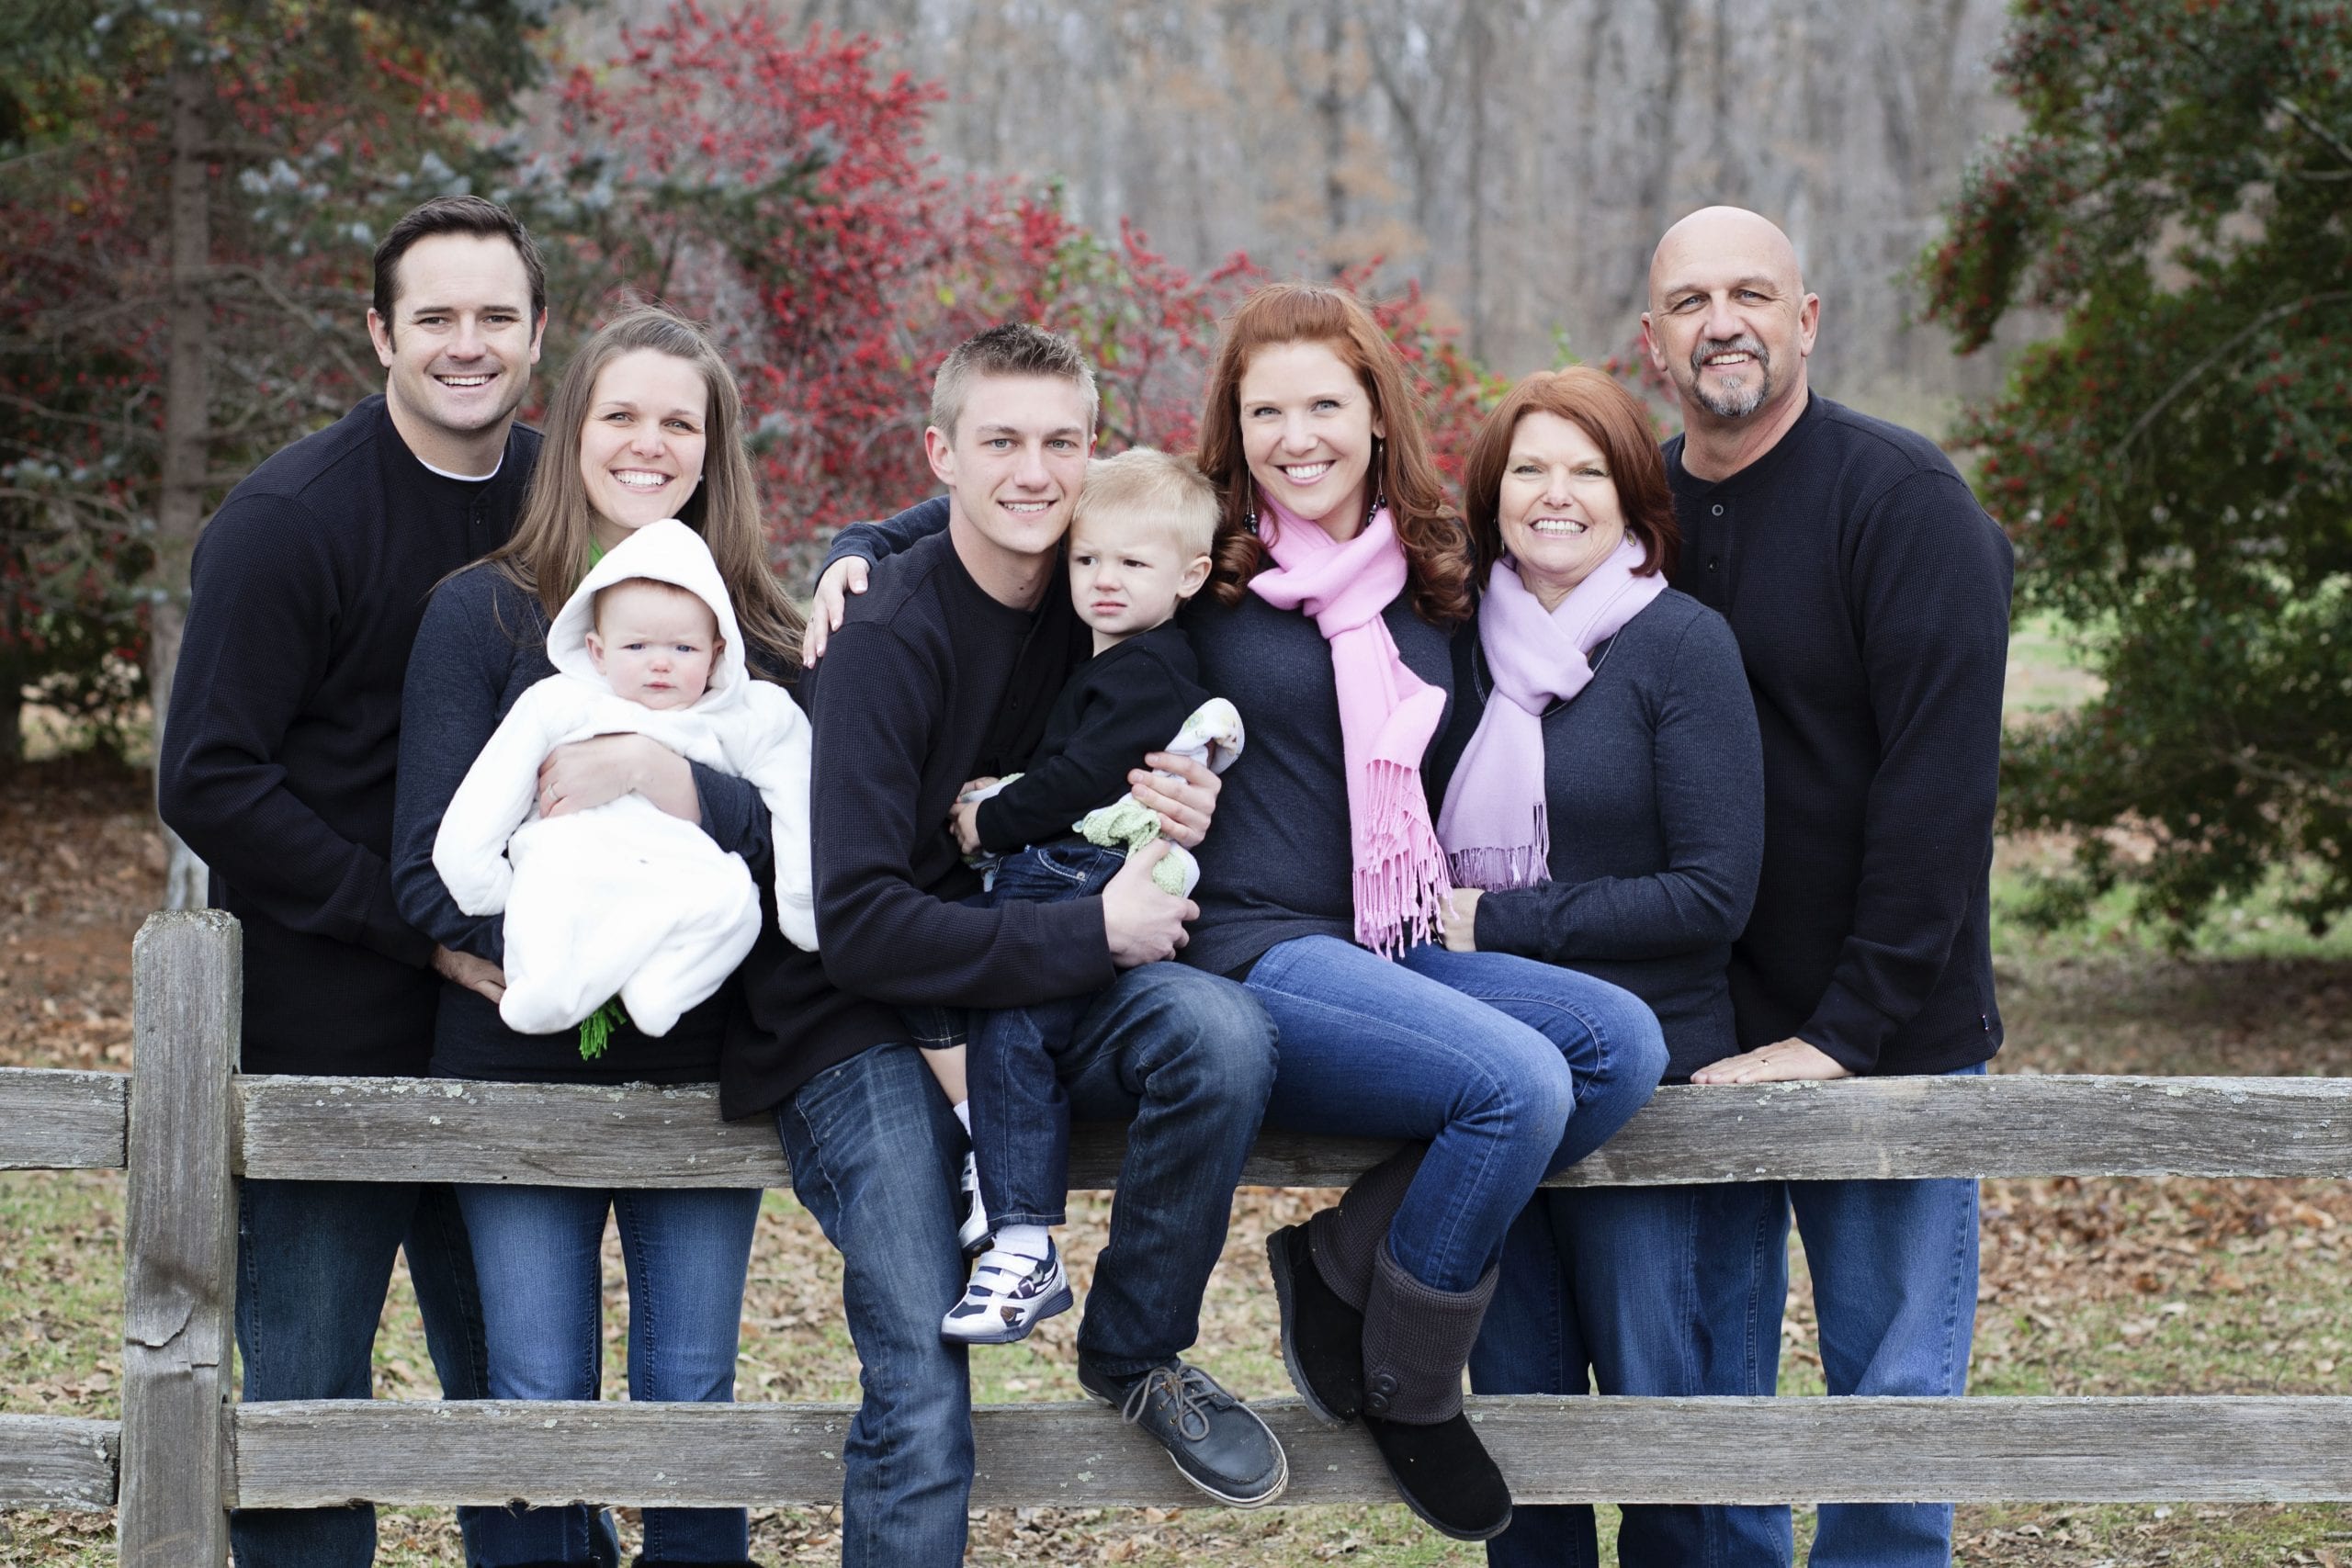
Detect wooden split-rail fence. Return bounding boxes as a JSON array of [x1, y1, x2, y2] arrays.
[[4, 909, 2352, 1562]]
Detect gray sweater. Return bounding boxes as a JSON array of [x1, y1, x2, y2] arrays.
[[1425, 589, 1764, 1079]]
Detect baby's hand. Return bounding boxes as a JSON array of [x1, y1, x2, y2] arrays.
[[950, 796, 984, 855]]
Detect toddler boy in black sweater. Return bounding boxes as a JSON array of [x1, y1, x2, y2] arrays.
[[934, 446, 1240, 1344]]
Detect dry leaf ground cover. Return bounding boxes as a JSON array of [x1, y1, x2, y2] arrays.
[[6, 762, 2352, 1564]]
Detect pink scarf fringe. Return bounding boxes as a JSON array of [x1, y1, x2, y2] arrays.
[[1248, 495, 1453, 957]]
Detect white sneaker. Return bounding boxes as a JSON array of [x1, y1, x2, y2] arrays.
[[956, 1148, 991, 1257], [942, 1240, 1072, 1345]]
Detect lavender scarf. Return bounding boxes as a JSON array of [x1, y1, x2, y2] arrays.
[[1249, 495, 1452, 956], [1437, 539, 1667, 889]]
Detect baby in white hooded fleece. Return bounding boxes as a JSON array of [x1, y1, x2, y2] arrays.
[[434, 519, 817, 1043]]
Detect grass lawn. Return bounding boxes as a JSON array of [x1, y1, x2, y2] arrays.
[[6, 615, 2352, 1563]]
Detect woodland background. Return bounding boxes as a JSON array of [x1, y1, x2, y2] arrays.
[[5, 0, 2352, 1562], [584, 0, 2030, 413]]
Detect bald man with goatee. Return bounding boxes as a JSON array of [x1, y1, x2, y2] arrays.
[[1468, 208, 2014, 1568]]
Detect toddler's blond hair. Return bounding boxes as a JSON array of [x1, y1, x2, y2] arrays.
[[1073, 448, 1218, 559]]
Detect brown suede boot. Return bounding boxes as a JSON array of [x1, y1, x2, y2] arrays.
[[1267, 1145, 1428, 1424], [1358, 1243, 1511, 1542]]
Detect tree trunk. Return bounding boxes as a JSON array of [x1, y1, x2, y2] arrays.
[[1464, 3, 1491, 360], [1318, 0, 1348, 270], [0, 658, 22, 766], [154, 60, 210, 911]]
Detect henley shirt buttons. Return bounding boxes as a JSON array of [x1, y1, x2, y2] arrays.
[[1712, 503, 1725, 515]]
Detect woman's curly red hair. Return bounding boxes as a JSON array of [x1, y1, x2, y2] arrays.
[[1193, 282, 1472, 626]]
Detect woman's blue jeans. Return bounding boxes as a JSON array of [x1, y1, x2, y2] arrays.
[[1474, 1063, 1987, 1568], [1246, 935, 1668, 1291], [454, 1181, 763, 1565]]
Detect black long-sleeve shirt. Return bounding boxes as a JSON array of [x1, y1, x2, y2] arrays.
[[158, 395, 537, 1075], [1180, 591, 1455, 975], [976, 621, 1208, 852], [1667, 393, 2015, 1076], [806, 519, 1114, 1014], [1425, 590, 1763, 1078]]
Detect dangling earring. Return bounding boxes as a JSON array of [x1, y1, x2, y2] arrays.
[[1367, 434, 1388, 520]]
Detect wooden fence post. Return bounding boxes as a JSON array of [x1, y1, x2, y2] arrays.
[[119, 910, 241, 1567]]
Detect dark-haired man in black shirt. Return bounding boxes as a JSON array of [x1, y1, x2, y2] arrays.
[[158, 196, 559, 1568]]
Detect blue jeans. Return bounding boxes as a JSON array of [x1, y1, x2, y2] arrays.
[[1478, 1063, 1985, 1568], [231, 1178, 498, 1568], [968, 839, 1127, 1225], [1473, 1183, 1790, 1567], [1247, 936, 1667, 1292], [775, 964, 1276, 1568], [453, 1182, 763, 1565]]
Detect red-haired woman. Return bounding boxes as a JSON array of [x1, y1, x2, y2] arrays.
[[1428, 368, 1769, 1567], [807, 286, 1668, 1542]]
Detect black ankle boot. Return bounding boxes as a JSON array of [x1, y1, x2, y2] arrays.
[[1272, 1145, 1426, 1425], [1266, 1222, 1365, 1424], [1359, 1245, 1510, 1541]]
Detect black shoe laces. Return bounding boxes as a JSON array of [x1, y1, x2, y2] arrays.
[[1117, 1362, 1234, 1443]]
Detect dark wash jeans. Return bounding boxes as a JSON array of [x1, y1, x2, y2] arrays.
[[232, 1178, 530, 1568], [453, 1182, 761, 1565], [1476, 1062, 1986, 1568], [774, 964, 1276, 1568], [967, 838, 1127, 1226]]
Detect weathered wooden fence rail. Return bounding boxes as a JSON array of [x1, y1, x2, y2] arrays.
[[4, 910, 2352, 1559]]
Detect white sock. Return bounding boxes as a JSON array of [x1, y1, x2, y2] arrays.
[[994, 1223, 1050, 1262], [952, 1099, 971, 1134]]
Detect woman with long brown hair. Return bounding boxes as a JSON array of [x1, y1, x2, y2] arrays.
[[803, 283, 1668, 1543], [390, 305, 797, 1568]]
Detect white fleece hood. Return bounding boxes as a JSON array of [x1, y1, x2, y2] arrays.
[[546, 519, 749, 706]]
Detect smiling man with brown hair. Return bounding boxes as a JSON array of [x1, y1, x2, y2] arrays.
[[157, 195, 556, 1568]]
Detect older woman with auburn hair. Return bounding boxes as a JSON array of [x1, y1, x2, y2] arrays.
[[1423, 367, 1770, 1568]]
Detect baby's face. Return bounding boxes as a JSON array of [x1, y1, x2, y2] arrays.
[[586, 582, 719, 711], [1068, 511, 1209, 641]]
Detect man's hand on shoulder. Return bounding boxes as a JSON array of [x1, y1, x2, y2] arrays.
[[801, 556, 870, 664], [431, 945, 506, 1004], [1102, 840, 1195, 968], [1689, 1037, 1851, 1085]]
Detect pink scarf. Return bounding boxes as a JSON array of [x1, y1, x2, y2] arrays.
[[1437, 540, 1667, 889], [1249, 495, 1452, 956]]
